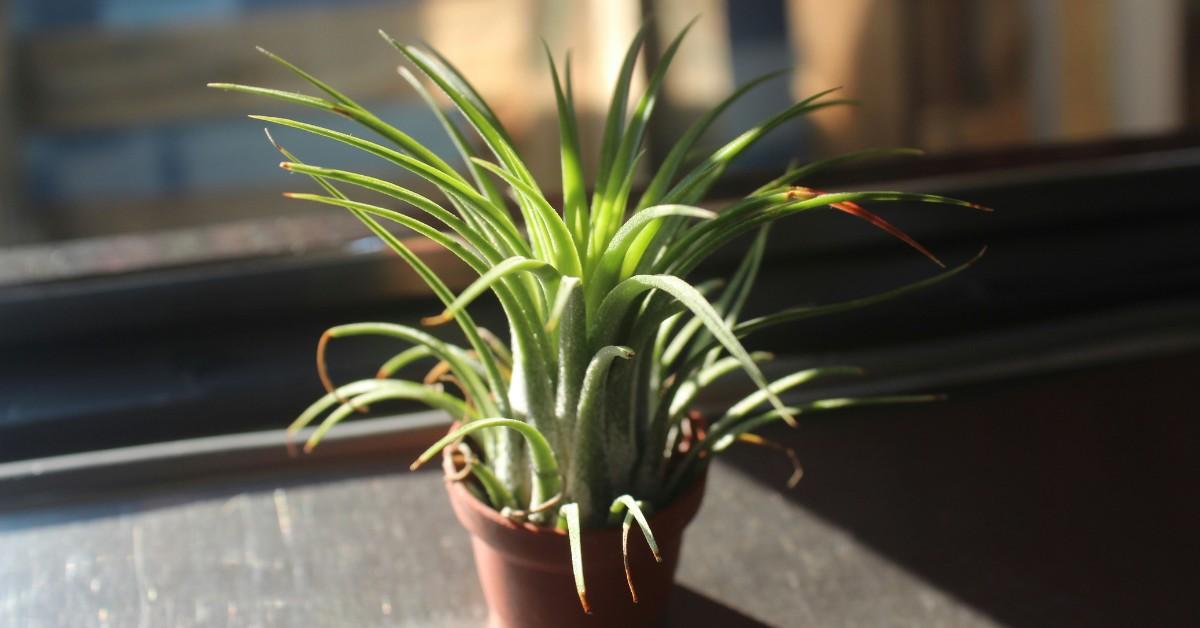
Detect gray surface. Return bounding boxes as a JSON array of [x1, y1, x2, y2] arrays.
[[0, 460, 997, 627]]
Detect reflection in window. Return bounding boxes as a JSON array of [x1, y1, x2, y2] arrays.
[[0, 0, 1195, 270]]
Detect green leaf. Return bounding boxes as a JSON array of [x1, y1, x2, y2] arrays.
[[575, 346, 636, 432], [591, 19, 696, 260], [282, 192, 492, 270], [570, 346, 634, 521], [715, 225, 770, 324], [459, 451, 518, 511], [322, 322, 493, 416], [664, 191, 985, 277], [608, 495, 662, 603], [543, 45, 588, 257], [600, 204, 716, 281], [711, 395, 945, 452], [666, 394, 944, 494], [207, 82, 336, 110], [269, 140, 506, 419], [254, 46, 358, 107], [376, 345, 436, 379], [661, 225, 769, 366], [718, 366, 865, 425], [304, 381, 473, 452], [384, 34, 556, 268], [559, 502, 590, 614], [470, 158, 583, 276], [591, 22, 651, 225], [594, 275, 795, 425], [545, 275, 582, 334], [286, 192, 550, 364], [412, 417, 562, 506], [736, 248, 987, 337], [386, 38, 536, 195], [552, 277, 587, 444], [637, 68, 790, 209], [288, 379, 390, 435], [210, 79, 456, 174], [256, 118, 526, 255], [396, 65, 510, 211], [281, 161, 484, 232], [662, 89, 852, 204], [667, 351, 774, 418], [750, 147, 924, 196], [423, 256, 558, 326]]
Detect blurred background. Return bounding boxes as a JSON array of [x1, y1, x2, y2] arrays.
[[1, 0, 1196, 255], [1, 2, 1198, 626], [2, 0, 1198, 464]]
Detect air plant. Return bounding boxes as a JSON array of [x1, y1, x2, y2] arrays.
[[210, 21, 986, 612]]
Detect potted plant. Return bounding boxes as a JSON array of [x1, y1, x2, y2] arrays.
[[211, 21, 986, 628]]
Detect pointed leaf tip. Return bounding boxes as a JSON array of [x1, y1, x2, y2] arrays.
[[561, 502, 589, 614], [831, 200, 946, 268]]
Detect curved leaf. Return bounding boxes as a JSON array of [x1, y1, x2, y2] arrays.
[[600, 204, 716, 280], [305, 381, 472, 452], [666, 394, 944, 494], [470, 158, 582, 276], [376, 345, 436, 379], [289, 379, 390, 435], [667, 351, 774, 418], [570, 346, 634, 521], [461, 450, 518, 510], [711, 395, 945, 452], [322, 322, 491, 415], [396, 65, 510, 211], [411, 417, 562, 505], [257, 115, 526, 255], [423, 256, 558, 326], [269, 140, 507, 419], [718, 366, 865, 425], [591, 19, 697, 258], [637, 68, 791, 209], [608, 495, 662, 603], [736, 247, 987, 336], [594, 275, 794, 425], [663, 88, 851, 205]]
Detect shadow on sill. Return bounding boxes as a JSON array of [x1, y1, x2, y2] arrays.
[[717, 351, 1197, 628], [669, 585, 771, 627]]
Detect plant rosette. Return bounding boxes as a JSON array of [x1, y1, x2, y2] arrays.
[[212, 17, 987, 624]]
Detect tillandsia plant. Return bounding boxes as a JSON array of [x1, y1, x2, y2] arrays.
[[211, 21, 987, 612]]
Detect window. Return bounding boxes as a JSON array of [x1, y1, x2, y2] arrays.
[[2, 0, 1197, 461]]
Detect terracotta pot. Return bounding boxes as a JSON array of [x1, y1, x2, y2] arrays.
[[444, 457, 707, 628]]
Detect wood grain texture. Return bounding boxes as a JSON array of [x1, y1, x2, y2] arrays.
[[0, 460, 995, 627]]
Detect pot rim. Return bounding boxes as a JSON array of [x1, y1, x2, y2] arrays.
[[445, 466, 707, 538]]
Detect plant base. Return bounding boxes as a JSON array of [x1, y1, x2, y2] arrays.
[[445, 472, 706, 628]]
